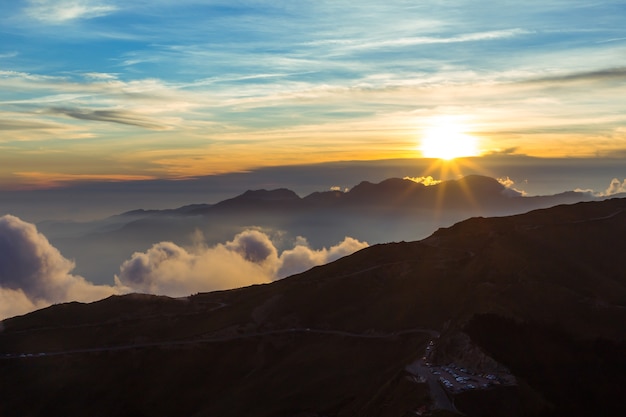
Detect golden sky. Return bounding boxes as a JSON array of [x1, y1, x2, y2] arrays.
[[1, 1, 625, 189]]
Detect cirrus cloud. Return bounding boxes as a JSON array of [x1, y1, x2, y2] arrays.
[[25, 0, 118, 24], [47, 107, 172, 130]]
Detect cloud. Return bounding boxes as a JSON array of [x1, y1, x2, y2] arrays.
[[574, 178, 626, 197], [526, 67, 626, 85], [0, 215, 119, 319], [0, 118, 59, 130], [115, 242, 269, 297], [13, 172, 156, 189], [497, 177, 526, 197], [306, 28, 530, 57], [115, 230, 369, 296], [277, 236, 369, 279], [47, 107, 171, 130], [404, 176, 441, 186], [0, 217, 367, 319], [603, 178, 626, 196], [25, 0, 118, 23], [0, 52, 18, 59], [225, 229, 279, 265], [0, 287, 44, 321]]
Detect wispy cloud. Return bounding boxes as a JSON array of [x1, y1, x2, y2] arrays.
[[25, 0, 118, 23], [404, 176, 442, 186], [524, 67, 626, 85], [82, 72, 119, 80], [0, 52, 18, 59], [47, 107, 171, 130], [0, 71, 196, 140], [0, 118, 58, 130], [14, 172, 156, 189], [323, 29, 530, 54]]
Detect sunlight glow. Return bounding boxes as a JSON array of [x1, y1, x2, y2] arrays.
[[419, 121, 480, 160]]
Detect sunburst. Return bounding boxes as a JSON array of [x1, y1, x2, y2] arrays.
[[418, 122, 480, 160]]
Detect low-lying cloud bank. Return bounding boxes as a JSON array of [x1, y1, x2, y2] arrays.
[[0, 216, 368, 320], [0, 215, 119, 320], [574, 178, 626, 196], [114, 230, 368, 297], [603, 178, 626, 196]]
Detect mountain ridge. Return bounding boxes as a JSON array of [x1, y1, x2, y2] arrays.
[[2, 197, 625, 416], [116, 175, 603, 218]]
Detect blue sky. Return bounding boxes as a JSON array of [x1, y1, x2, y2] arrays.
[[1, 0, 626, 189]]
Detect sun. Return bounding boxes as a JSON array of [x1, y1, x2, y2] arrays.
[[418, 121, 480, 160]]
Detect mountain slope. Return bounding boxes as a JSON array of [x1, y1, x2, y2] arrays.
[[2, 198, 625, 416]]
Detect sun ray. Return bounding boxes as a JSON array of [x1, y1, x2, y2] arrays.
[[418, 157, 496, 223], [413, 116, 494, 221]]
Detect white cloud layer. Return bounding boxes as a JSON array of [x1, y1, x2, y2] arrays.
[[0, 215, 368, 320], [575, 178, 626, 197], [497, 176, 526, 197], [115, 230, 369, 297], [604, 178, 626, 196], [277, 236, 369, 279]]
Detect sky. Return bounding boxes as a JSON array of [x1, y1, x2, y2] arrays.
[[1, 0, 626, 192]]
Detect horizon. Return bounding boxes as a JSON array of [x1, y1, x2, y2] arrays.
[[1, 155, 626, 222]]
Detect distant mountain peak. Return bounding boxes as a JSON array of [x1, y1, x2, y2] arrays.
[[212, 188, 303, 211], [118, 174, 599, 217], [238, 188, 301, 201]]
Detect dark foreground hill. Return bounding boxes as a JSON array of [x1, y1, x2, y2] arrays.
[[2, 198, 626, 417]]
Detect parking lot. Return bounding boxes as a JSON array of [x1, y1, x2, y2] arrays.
[[427, 362, 513, 393]]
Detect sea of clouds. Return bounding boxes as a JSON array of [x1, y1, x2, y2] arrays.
[[0, 215, 368, 320]]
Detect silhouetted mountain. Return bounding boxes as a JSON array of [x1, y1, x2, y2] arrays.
[[342, 177, 428, 205], [136, 175, 597, 216], [37, 175, 604, 293], [209, 188, 304, 212], [3, 198, 625, 416]]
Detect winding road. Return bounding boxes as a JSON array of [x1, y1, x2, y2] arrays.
[[1, 326, 437, 360]]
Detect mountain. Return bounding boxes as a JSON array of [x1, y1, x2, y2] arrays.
[[210, 188, 304, 212], [41, 175, 605, 286], [27, 175, 615, 296], [132, 175, 598, 216], [2, 198, 625, 416]]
